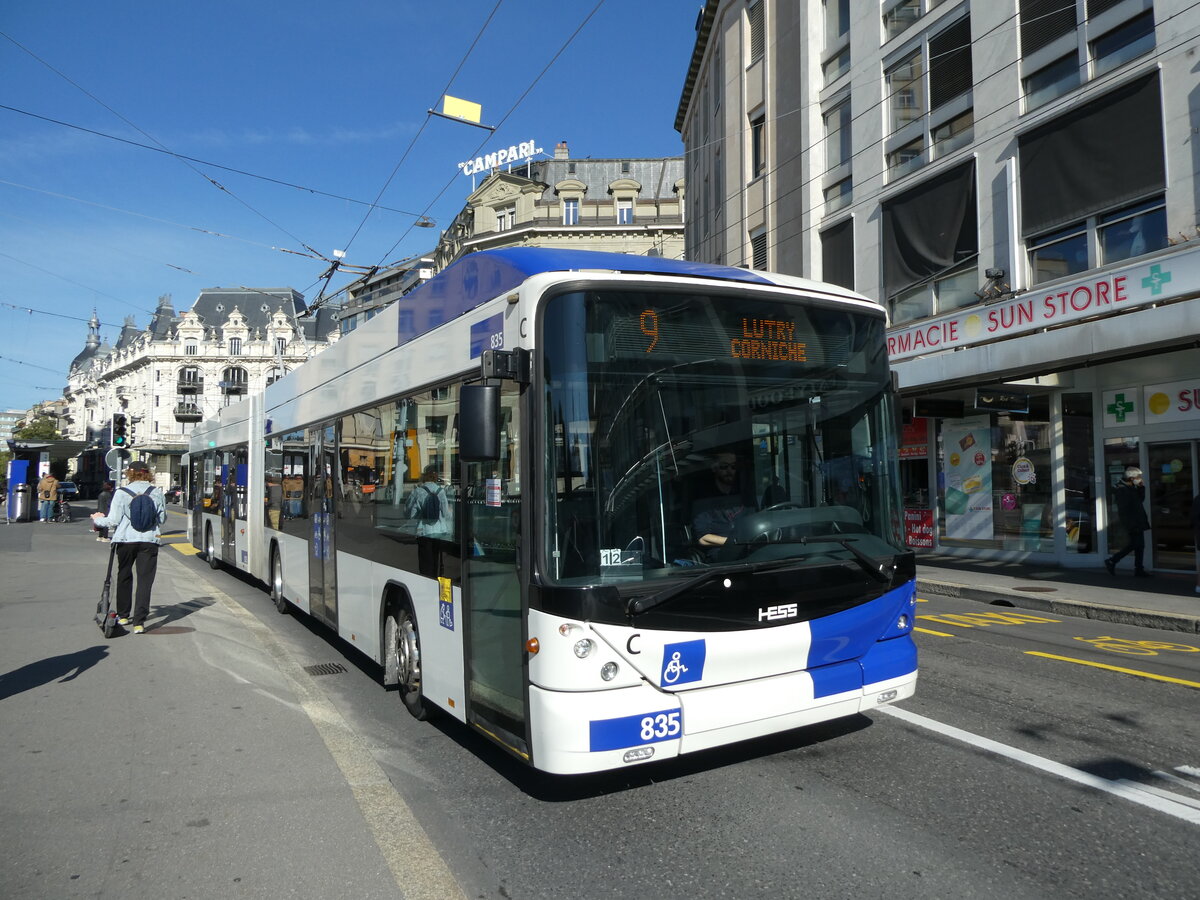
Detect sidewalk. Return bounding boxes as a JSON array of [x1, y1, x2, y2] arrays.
[[0, 507, 415, 899], [917, 552, 1200, 634]]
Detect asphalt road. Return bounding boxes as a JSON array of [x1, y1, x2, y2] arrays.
[[168, 547, 1200, 900]]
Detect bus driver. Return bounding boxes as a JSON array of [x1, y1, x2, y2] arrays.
[[692, 452, 752, 548]]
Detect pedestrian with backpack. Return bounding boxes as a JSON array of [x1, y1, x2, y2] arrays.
[[407, 465, 450, 536], [90, 461, 167, 634]]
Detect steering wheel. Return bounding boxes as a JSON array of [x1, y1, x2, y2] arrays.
[[764, 502, 803, 512]]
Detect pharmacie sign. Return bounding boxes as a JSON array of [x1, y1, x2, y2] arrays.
[[458, 140, 543, 177], [886, 245, 1200, 361]]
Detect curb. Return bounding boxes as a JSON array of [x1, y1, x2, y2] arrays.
[[916, 577, 1200, 636]]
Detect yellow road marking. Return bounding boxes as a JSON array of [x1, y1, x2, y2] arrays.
[[915, 597, 928, 602], [914, 626, 955, 637], [1025, 651, 1200, 689], [917, 611, 1061, 628], [171, 542, 201, 556]]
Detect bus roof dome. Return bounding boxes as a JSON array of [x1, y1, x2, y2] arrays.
[[410, 248, 773, 312]]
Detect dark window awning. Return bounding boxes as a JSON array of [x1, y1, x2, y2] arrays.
[[881, 160, 978, 299], [821, 218, 855, 291], [1019, 72, 1164, 237]]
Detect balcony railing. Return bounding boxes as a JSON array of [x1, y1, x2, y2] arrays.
[[177, 378, 204, 393], [219, 380, 247, 394], [174, 404, 203, 422]]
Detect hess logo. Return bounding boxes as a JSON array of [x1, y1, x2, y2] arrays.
[[758, 603, 798, 622]]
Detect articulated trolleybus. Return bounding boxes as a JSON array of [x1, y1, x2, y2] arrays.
[[188, 248, 916, 775]]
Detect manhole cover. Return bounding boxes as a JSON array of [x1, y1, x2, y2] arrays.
[[1012, 586, 1057, 593], [303, 662, 347, 677]]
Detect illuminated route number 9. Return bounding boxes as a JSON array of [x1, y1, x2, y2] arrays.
[[639, 309, 659, 352], [640, 711, 681, 741]]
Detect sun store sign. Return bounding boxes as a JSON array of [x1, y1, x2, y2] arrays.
[[886, 246, 1198, 361], [1104, 379, 1200, 428]]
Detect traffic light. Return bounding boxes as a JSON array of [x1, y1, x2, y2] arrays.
[[128, 416, 138, 447], [111, 413, 128, 447]]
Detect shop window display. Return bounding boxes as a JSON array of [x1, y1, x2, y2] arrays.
[[936, 396, 1053, 551], [900, 416, 933, 549]]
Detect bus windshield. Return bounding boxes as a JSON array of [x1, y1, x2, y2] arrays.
[[541, 288, 905, 589]]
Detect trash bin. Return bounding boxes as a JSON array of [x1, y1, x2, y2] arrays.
[[13, 483, 33, 522]]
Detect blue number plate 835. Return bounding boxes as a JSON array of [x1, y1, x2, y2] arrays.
[[589, 709, 682, 752]]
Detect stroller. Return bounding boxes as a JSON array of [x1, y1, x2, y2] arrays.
[[52, 496, 73, 523]]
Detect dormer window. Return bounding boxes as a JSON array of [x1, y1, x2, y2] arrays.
[[229, 337, 242, 356]]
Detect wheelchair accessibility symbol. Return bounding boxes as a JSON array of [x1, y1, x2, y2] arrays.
[[660, 639, 705, 686], [663, 652, 688, 684]]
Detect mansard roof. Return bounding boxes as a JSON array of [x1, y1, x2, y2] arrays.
[[114, 316, 142, 351], [188, 288, 305, 334], [527, 156, 684, 201], [69, 343, 100, 373]]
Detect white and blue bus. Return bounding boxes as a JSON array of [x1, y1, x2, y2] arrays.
[[187, 248, 917, 775]]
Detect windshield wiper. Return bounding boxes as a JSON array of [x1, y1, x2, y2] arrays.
[[800, 533, 895, 583], [626, 556, 813, 616]]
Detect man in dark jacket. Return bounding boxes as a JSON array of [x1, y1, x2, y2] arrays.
[[95, 481, 114, 542], [1106, 467, 1150, 577]]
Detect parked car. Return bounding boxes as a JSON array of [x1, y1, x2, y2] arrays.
[[57, 481, 79, 498], [165, 485, 183, 504]]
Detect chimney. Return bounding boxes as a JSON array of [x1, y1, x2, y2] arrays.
[[555, 140, 569, 160]]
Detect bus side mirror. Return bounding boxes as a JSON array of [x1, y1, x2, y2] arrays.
[[460, 384, 500, 461]]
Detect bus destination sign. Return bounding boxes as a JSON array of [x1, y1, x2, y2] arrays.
[[638, 309, 807, 362]]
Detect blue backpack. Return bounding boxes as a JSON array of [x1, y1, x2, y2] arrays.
[[122, 486, 159, 532], [417, 484, 441, 522]]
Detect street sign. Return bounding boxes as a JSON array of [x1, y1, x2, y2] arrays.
[[104, 447, 130, 473]]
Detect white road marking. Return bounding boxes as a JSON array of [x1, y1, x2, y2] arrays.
[[1154, 769, 1200, 795], [878, 705, 1200, 826]]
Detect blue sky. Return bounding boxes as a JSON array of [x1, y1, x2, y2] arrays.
[[0, 0, 699, 413]]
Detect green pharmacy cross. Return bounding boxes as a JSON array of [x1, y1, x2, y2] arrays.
[[1106, 393, 1135, 423], [1141, 264, 1172, 296]]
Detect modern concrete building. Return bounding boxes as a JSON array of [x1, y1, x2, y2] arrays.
[[677, 1, 1199, 574], [0, 409, 22, 445], [338, 257, 435, 336]]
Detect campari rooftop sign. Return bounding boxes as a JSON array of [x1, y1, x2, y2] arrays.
[[886, 244, 1199, 361], [458, 140, 543, 177]]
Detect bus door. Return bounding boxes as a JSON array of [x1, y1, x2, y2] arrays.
[[182, 451, 196, 544], [220, 452, 236, 563], [462, 383, 527, 755], [307, 424, 339, 625], [195, 452, 213, 548]]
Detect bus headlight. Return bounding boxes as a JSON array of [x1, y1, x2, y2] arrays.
[[600, 662, 619, 681], [574, 639, 594, 658]]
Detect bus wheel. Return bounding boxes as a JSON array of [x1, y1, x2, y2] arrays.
[[206, 525, 219, 570], [387, 606, 428, 721], [270, 547, 288, 614]]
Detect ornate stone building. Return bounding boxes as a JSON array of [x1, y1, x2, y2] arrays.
[[433, 141, 686, 268], [63, 289, 338, 490]]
